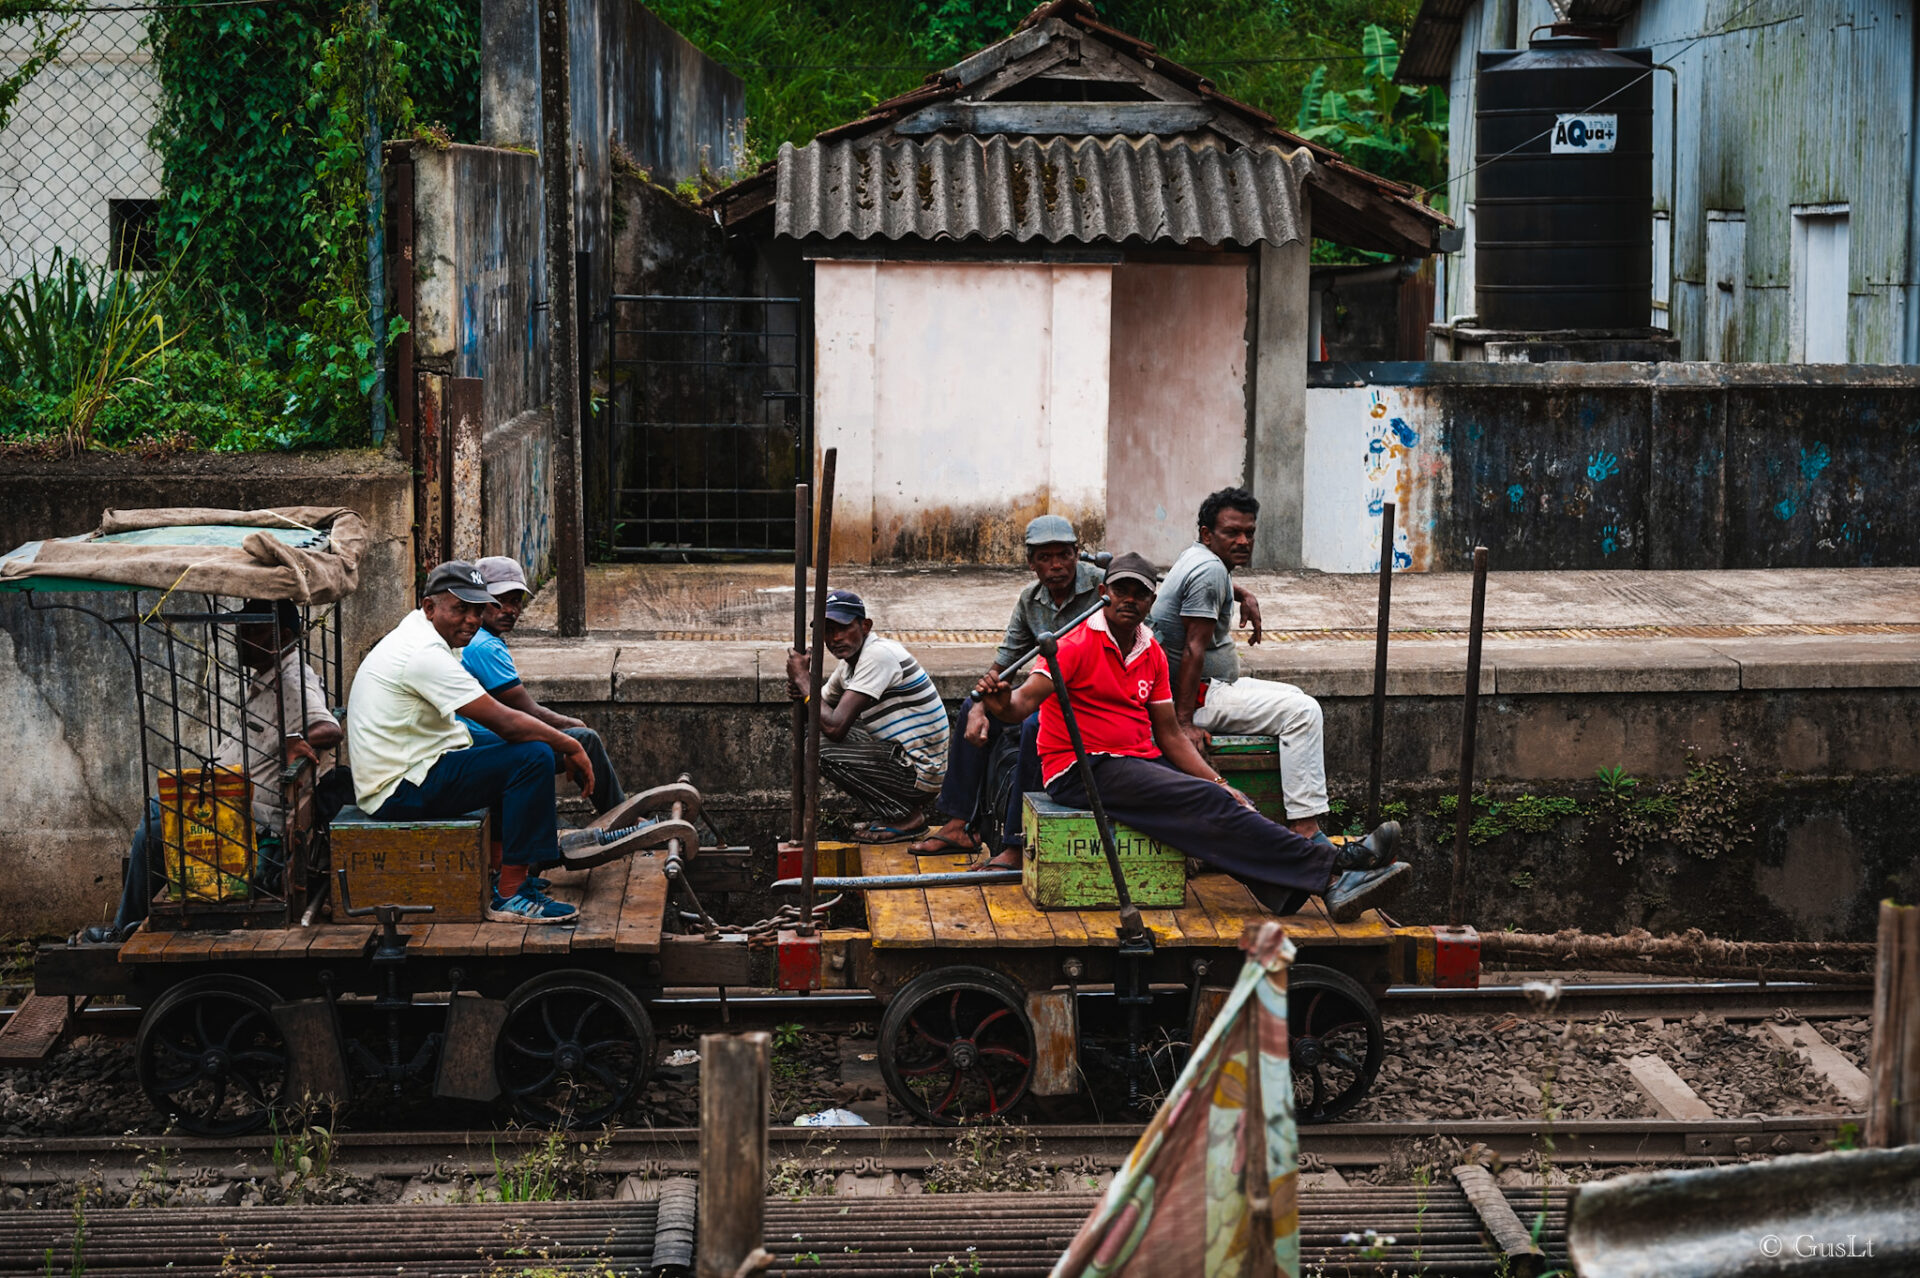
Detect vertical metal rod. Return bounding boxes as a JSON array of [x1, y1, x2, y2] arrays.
[[1449, 546, 1489, 928], [789, 482, 810, 841], [1041, 633, 1145, 941], [1366, 501, 1396, 828], [800, 449, 837, 933]]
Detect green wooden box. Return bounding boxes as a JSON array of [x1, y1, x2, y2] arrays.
[[1208, 734, 1289, 825], [1020, 793, 1188, 909]]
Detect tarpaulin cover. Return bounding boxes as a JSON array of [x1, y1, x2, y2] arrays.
[[1053, 923, 1300, 1278], [0, 507, 365, 603]]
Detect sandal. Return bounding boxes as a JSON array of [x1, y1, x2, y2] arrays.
[[909, 830, 980, 856], [852, 820, 930, 844], [967, 849, 1022, 872]]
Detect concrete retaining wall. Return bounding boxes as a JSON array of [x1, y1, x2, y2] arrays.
[[0, 453, 413, 934], [508, 634, 1920, 945], [483, 407, 556, 583], [1304, 361, 1920, 572]]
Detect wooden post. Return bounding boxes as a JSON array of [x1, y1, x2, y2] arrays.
[[1869, 899, 1919, 1147], [1448, 546, 1488, 929], [538, 0, 586, 636], [697, 1031, 769, 1278]]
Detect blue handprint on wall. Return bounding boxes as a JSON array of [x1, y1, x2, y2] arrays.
[[1586, 451, 1619, 483]]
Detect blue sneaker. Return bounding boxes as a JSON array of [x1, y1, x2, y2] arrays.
[[485, 884, 578, 925], [559, 815, 697, 869]]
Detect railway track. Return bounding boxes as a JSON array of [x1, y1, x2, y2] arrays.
[[0, 1114, 1856, 1185], [0, 1187, 1574, 1276], [0, 976, 1874, 1039]]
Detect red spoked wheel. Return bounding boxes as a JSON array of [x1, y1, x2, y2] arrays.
[[1288, 964, 1385, 1123], [878, 967, 1036, 1126]]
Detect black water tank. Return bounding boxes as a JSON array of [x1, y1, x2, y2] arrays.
[[1474, 37, 1654, 331]]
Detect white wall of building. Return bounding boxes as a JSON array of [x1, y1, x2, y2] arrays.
[[813, 260, 1113, 563], [1106, 259, 1252, 565], [0, 11, 162, 278], [1301, 384, 1449, 573]]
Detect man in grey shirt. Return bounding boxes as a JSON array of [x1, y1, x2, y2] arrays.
[[911, 514, 1103, 866], [1149, 486, 1331, 841]]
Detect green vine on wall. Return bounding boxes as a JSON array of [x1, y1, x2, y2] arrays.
[[294, 1, 414, 441], [0, 0, 82, 135]]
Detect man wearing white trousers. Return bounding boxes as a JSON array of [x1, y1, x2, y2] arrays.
[[1148, 487, 1330, 841]]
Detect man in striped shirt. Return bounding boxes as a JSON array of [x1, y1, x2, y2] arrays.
[[785, 590, 950, 840]]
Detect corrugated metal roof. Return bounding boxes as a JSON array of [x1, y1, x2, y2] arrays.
[[774, 134, 1312, 246], [1399, 0, 1473, 85]]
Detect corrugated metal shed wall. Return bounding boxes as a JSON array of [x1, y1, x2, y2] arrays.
[[1438, 0, 1916, 361]]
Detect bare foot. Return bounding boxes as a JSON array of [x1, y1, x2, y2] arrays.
[[1289, 816, 1323, 839], [968, 848, 1022, 872]]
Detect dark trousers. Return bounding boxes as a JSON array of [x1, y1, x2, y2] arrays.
[[934, 709, 1042, 845], [561, 726, 625, 812], [1044, 755, 1336, 909], [374, 740, 558, 866]]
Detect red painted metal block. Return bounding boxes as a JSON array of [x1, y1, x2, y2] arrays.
[[1432, 924, 1481, 988], [776, 928, 822, 991], [776, 840, 803, 883]]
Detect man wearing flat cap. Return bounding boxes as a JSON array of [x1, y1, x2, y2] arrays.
[[785, 589, 950, 840], [911, 513, 1102, 867], [981, 552, 1408, 923], [347, 560, 693, 924]]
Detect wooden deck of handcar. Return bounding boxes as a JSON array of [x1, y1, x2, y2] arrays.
[[114, 851, 674, 962], [858, 843, 1395, 950]]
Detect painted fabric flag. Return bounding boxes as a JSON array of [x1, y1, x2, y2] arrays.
[[1052, 922, 1299, 1278]]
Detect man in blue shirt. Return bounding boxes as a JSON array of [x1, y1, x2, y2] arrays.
[[462, 557, 687, 829]]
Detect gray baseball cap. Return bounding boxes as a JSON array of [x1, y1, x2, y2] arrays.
[[423, 560, 493, 604], [475, 556, 531, 596], [1024, 514, 1077, 546], [1102, 552, 1159, 592]]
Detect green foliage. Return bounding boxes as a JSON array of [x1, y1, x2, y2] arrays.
[[648, 0, 1422, 168], [910, 0, 1025, 64], [296, 1, 414, 442], [387, 0, 480, 140], [1293, 24, 1446, 199], [1595, 765, 1639, 800], [772, 1021, 805, 1053], [147, 1, 332, 319]]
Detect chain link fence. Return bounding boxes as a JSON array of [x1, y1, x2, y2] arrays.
[[0, 0, 472, 449], [0, 6, 162, 279]]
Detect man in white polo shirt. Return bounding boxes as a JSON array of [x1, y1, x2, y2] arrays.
[[347, 561, 694, 923]]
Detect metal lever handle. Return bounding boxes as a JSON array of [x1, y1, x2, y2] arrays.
[[335, 868, 437, 919]]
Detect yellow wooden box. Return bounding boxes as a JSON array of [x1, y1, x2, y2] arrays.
[[157, 767, 255, 903]]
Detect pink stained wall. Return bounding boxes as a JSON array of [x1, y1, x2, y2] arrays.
[[1105, 259, 1253, 566]]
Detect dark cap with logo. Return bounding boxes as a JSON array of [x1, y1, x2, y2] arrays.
[[423, 560, 494, 605], [822, 589, 867, 623], [1102, 552, 1158, 592]]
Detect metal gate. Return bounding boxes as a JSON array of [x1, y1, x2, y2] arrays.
[[599, 294, 808, 558]]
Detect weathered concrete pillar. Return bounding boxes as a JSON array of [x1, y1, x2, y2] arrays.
[[1251, 216, 1311, 570], [479, 0, 539, 149]]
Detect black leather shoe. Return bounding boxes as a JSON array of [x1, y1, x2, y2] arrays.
[[1322, 861, 1411, 923], [1332, 820, 1401, 874]]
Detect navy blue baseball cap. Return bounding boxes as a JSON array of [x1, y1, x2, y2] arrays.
[[822, 589, 867, 623]]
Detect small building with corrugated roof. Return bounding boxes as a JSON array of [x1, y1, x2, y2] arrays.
[[709, 0, 1452, 567]]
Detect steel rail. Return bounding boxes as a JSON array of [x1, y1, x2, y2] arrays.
[[0, 977, 1871, 1042], [0, 1116, 1855, 1184]]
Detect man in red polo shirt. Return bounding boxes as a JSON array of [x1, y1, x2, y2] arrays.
[[978, 552, 1408, 922]]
